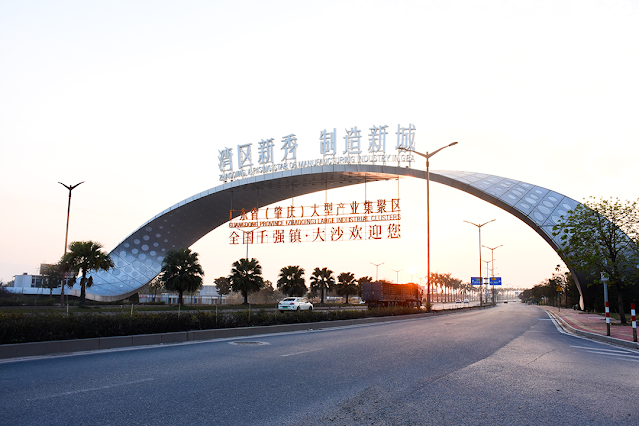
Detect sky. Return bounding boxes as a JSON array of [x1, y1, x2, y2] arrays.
[[1, 0, 638, 292]]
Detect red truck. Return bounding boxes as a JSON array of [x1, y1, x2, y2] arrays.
[[361, 282, 422, 308]]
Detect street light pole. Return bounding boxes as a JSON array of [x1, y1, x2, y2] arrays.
[[399, 142, 458, 311], [242, 226, 261, 259], [59, 181, 84, 306], [483, 244, 503, 304], [392, 269, 403, 284], [371, 262, 384, 281], [464, 219, 495, 306], [482, 259, 491, 304]]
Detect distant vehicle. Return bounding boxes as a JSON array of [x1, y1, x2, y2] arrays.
[[464, 299, 469, 303], [360, 282, 422, 308], [455, 299, 462, 303], [504, 301, 508, 303], [278, 297, 313, 312]]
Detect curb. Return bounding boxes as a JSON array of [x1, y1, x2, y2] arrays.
[[0, 306, 489, 360], [545, 309, 639, 350]]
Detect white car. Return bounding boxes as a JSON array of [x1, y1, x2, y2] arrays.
[[278, 297, 313, 312]]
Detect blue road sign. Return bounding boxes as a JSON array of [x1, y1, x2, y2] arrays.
[[490, 277, 502, 285], [471, 277, 482, 286]]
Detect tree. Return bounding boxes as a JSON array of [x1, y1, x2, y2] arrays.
[[159, 248, 204, 305], [228, 258, 265, 304], [251, 280, 282, 304], [277, 265, 307, 297], [214, 276, 232, 295], [41, 263, 64, 298], [310, 267, 335, 304], [145, 275, 165, 301], [60, 241, 114, 306], [336, 272, 358, 304], [553, 197, 639, 323]]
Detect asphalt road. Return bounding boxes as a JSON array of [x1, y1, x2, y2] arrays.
[[2, 303, 638, 425]]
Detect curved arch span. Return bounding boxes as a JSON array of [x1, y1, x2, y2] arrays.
[[74, 165, 583, 303]]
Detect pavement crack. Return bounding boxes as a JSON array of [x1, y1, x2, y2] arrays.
[[527, 348, 556, 365]]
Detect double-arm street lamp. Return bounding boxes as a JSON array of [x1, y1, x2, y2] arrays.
[[399, 142, 458, 310], [464, 219, 495, 306], [483, 244, 503, 303], [242, 226, 262, 259], [392, 268, 403, 284], [371, 262, 384, 281]]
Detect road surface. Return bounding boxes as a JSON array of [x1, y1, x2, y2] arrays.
[[1, 303, 638, 425]]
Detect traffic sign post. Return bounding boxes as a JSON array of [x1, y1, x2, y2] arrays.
[[471, 277, 482, 305], [556, 284, 562, 312], [489, 277, 501, 304]]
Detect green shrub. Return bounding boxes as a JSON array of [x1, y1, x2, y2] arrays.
[[0, 306, 427, 345]]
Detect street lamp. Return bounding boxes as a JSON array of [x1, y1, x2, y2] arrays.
[[392, 269, 403, 284], [371, 262, 384, 281], [59, 181, 84, 306], [242, 226, 262, 259], [483, 244, 503, 304], [464, 219, 495, 306], [482, 259, 491, 305], [399, 141, 458, 310]]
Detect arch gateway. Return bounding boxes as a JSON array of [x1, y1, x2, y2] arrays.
[[72, 164, 589, 306]]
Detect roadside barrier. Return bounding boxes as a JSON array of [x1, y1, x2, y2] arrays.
[[632, 303, 637, 343], [605, 301, 610, 336]]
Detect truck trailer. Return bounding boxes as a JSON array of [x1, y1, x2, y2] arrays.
[[361, 282, 422, 308]]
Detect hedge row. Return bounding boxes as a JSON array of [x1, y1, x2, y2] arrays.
[[0, 307, 424, 345]]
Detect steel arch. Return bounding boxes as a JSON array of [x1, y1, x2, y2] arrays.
[[73, 165, 584, 304]]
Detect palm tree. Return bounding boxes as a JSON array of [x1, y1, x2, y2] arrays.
[[310, 267, 335, 304], [336, 272, 358, 304], [277, 265, 307, 297], [229, 258, 265, 304], [159, 248, 205, 305], [60, 241, 114, 306]]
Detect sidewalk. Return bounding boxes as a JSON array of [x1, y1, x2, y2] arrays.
[[539, 305, 639, 349]]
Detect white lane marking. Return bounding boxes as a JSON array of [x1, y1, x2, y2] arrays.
[[569, 345, 631, 354], [27, 378, 155, 401], [281, 348, 322, 357], [583, 350, 639, 360]]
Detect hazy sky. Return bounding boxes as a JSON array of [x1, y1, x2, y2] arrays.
[[1, 0, 638, 291]]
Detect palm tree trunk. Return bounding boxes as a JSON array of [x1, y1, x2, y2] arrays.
[[80, 273, 87, 306]]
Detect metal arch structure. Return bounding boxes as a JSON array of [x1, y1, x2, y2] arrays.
[[72, 164, 586, 305]]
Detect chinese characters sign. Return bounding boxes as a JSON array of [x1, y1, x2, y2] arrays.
[[219, 123, 416, 181], [228, 198, 402, 246]]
